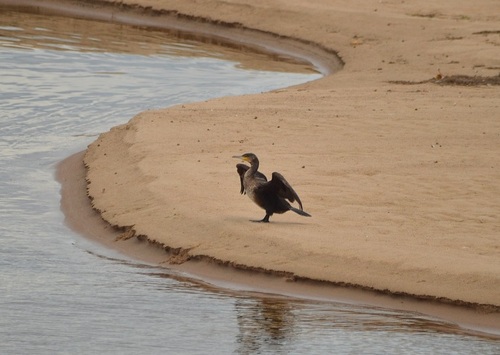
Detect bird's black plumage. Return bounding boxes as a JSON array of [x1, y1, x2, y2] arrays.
[[233, 153, 311, 222]]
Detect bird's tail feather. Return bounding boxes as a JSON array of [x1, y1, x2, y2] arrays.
[[290, 207, 311, 217]]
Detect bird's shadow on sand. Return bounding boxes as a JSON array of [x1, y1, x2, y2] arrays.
[[227, 215, 310, 226]]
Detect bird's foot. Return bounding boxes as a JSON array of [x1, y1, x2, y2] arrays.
[[251, 215, 270, 223], [251, 219, 269, 223]]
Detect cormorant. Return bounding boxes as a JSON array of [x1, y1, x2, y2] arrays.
[[232, 153, 311, 222]]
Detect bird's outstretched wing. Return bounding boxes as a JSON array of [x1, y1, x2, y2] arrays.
[[265, 172, 304, 209], [236, 164, 267, 194]]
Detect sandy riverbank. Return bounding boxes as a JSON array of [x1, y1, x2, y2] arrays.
[[47, 0, 499, 330], [59, 152, 500, 334]]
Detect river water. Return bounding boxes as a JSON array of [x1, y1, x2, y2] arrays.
[[0, 7, 499, 355]]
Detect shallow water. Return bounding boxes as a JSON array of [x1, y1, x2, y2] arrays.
[[0, 8, 499, 355]]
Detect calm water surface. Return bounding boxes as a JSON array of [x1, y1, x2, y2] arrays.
[[0, 8, 499, 355]]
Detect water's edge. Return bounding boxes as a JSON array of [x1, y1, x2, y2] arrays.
[[57, 152, 500, 338], [0, 0, 344, 75]]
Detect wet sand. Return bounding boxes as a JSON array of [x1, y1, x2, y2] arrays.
[[28, 0, 500, 334]]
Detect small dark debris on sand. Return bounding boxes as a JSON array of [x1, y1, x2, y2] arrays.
[[390, 73, 500, 86]]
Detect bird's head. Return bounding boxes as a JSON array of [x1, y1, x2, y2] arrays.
[[232, 153, 259, 165]]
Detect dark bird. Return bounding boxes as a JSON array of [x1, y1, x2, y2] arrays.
[[232, 153, 311, 222]]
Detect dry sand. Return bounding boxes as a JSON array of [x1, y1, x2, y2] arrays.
[[37, 0, 500, 328]]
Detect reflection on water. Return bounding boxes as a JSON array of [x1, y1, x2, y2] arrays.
[[236, 298, 295, 353], [0, 4, 318, 73], [0, 6, 499, 355], [141, 268, 500, 354]]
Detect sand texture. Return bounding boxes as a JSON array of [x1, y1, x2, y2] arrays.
[[79, 0, 500, 307]]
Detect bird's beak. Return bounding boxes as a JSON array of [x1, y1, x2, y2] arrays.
[[232, 155, 244, 161]]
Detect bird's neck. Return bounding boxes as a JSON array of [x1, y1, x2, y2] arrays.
[[248, 160, 259, 175]]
